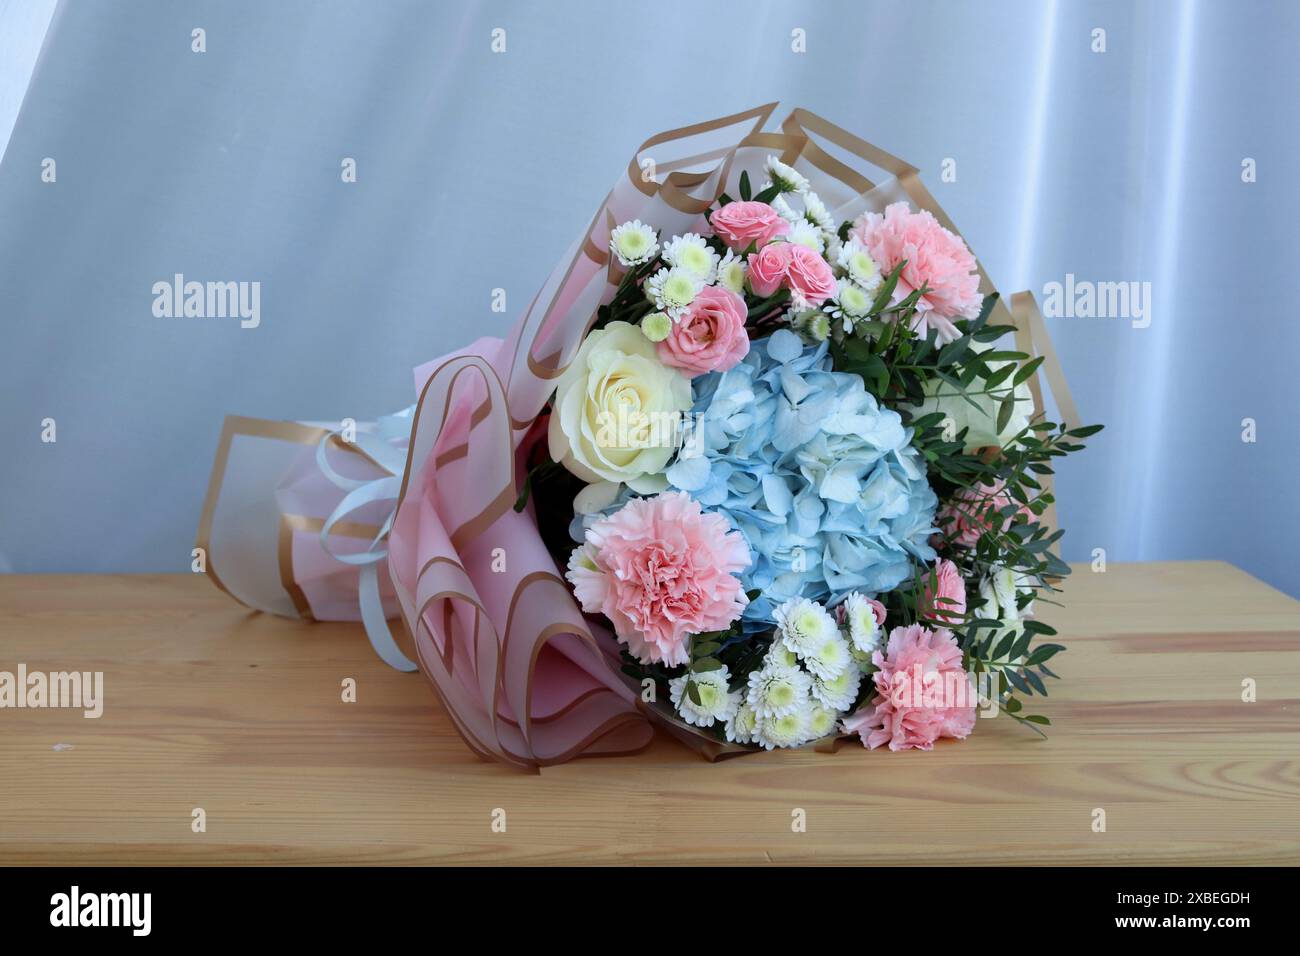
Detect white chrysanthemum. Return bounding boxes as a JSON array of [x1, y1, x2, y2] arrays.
[[842, 592, 882, 654], [746, 663, 812, 720], [808, 312, 831, 342], [824, 233, 843, 264], [773, 597, 839, 659], [836, 240, 881, 290], [788, 220, 825, 253], [764, 155, 810, 194], [811, 666, 862, 712], [661, 233, 720, 283], [803, 629, 852, 681], [832, 278, 874, 318], [771, 193, 800, 223], [716, 249, 747, 294], [980, 567, 1037, 620], [564, 543, 606, 615], [807, 703, 839, 740], [789, 308, 820, 336], [725, 699, 758, 744], [641, 311, 672, 342], [802, 191, 835, 233], [609, 220, 659, 267], [766, 642, 799, 670], [645, 266, 704, 319], [754, 701, 814, 750], [669, 666, 737, 728]]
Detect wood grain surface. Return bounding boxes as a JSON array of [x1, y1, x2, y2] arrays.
[[1, 561, 1297, 865]]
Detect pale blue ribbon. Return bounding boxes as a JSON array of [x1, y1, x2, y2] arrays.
[[315, 406, 418, 672]]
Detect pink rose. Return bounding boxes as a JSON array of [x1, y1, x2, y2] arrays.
[[920, 558, 967, 625], [657, 285, 751, 376], [746, 241, 793, 297], [938, 479, 1032, 549], [784, 244, 837, 307], [850, 201, 982, 344], [841, 624, 977, 752], [709, 200, 790, 251], [567, 492, 750, 667]]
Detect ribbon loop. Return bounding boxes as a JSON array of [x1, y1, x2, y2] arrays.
[[315, 408, 418, 672]]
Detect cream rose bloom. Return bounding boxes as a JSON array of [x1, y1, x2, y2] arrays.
[[547, 321, 692, 491], [909, 345, 1034, 453]]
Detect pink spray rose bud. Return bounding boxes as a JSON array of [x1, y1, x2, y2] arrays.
[[710, 200, 790, 251], [784, 243, 838, 307], [746, 241, 793, 297], [656, 285, 751, 376]]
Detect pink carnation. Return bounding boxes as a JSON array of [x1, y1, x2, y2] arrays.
[[939, 479, 1032, 549], [849, 201, 981, 344], [841, 624, 976, 751], [657, 285, 750, 376], [746, 241, 792, 297], [784, 244, 837, 307], [920, 558, 967, 625], [568, 492, 749, 667], [709, 200, 789, 251]]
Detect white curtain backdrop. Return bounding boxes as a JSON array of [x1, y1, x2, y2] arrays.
[[1, 0, 1297, 596]]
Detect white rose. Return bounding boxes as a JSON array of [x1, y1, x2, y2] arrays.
[[547, 321, 692, 491], [910, 345, 1034, 452]]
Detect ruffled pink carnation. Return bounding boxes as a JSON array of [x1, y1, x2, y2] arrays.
[[657, 285, 750, 376], [920, 558, 967, 625], [841, 624, 976, 751], [709, 200, 789, 251], [568, 492, 749, 666], [938, 479, 1032, 549], [849, 201, 981, 344]]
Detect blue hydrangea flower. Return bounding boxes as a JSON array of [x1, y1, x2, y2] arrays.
[[664, 330, 937, 624]]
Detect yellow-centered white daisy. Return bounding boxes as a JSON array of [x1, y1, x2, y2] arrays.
[[774, 597, 839, 659], [669, 666, 738, 728], [725, 699, 759, 744], [640, 311, 672, 342], [754, 702, 813, 749], [807, 703, 839, 740], [802, 191, 835, 232], [836, 240, 881, 289], [764, 155, 810, 194], [661, 233, 719, 283], [609, 220, 659, 267], [788, 220, 825, 253], [645, 266, 704, 319], [716, 249, 748, 294], [842, 591, 883, 654], [746, 662, 812, 719], [804, 629, 851, 681], [812, 666, 862, 712]]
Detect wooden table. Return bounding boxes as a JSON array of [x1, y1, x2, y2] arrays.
[[1, 561, 1297, 865]]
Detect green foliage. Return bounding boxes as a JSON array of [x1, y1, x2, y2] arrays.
[[824, 270, 1103, 735]]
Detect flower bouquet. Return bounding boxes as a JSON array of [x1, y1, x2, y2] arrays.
[[199, 105, 1099, 768]]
